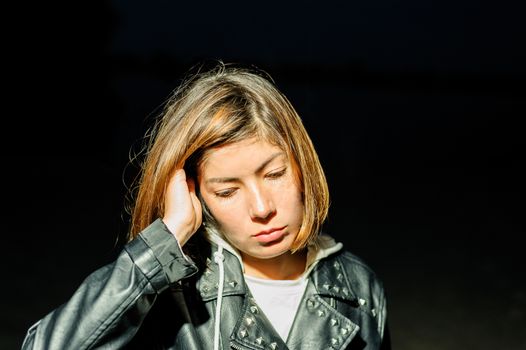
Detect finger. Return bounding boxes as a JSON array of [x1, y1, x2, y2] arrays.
[[187, 178, 203, 230], [172, 169, 188, 192], [166, 169, 185, 195]]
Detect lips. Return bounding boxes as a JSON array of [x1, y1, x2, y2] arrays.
[[253, 226, 287, 243]]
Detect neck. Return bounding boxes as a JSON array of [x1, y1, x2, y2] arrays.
[[242, 250, 307, 280]]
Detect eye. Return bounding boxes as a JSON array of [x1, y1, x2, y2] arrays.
[[214, 188, 237, 198], [266, 167, 287, 180]]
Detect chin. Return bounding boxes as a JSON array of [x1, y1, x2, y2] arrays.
[[249, 241, 294, 260]]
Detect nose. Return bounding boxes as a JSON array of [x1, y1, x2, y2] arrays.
[[248, 184, 276, 221]]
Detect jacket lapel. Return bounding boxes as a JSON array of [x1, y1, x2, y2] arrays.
[[286, 257, 361, 350], [197, 249, 287, 349], [197, 255, 246, 301], [230, 293, 288, 350]]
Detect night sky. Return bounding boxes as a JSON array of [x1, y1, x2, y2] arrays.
[[3, 1, 525, 349]]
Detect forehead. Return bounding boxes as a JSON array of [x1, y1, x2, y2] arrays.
[[199, 138, 286, 175]]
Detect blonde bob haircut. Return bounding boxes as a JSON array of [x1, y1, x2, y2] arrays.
[[129, 63, 329, 252]]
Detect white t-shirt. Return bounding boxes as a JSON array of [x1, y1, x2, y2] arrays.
[[244, 274, 308, 342]]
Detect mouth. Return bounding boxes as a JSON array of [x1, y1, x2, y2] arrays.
[[253, 226, 287, 244]]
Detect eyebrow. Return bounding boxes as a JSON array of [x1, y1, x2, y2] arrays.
[[205, 152, 285, 184]]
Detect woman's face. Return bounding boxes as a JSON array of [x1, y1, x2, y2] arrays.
[[198, 138, 304, 260]]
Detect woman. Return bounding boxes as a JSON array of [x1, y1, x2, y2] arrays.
[[22, 63, 390, 349]]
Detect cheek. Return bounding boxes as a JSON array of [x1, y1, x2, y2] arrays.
[[277, 180, 303, 206], [211, 206, 237, 226], [289, 191, 305, 222], [202, 195, 242, 229], [272, 184, 304, 225]]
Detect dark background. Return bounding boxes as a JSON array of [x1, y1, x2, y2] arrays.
[[3, 1, 525, 349]]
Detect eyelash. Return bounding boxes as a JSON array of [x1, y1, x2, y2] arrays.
[[266, 168, 287, 180], [215, 189, 236, 198], [213, 168, 287, 199]]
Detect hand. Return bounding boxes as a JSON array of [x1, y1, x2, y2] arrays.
[[162, 169, 203, 247]]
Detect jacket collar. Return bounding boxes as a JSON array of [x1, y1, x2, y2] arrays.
[[197, 233, 361, 349], [196, 232, 357, 304], [196, 251, 246, 301], [311, 255, 358, 303]]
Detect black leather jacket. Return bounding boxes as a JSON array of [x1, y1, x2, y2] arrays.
[[22, 219, 390, 349]]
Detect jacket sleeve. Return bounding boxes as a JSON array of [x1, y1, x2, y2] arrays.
[[21, 219, 198, 350], [377, 279, 390, 350]]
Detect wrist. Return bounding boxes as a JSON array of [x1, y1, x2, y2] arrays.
[[161, 217, 193, 247]]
